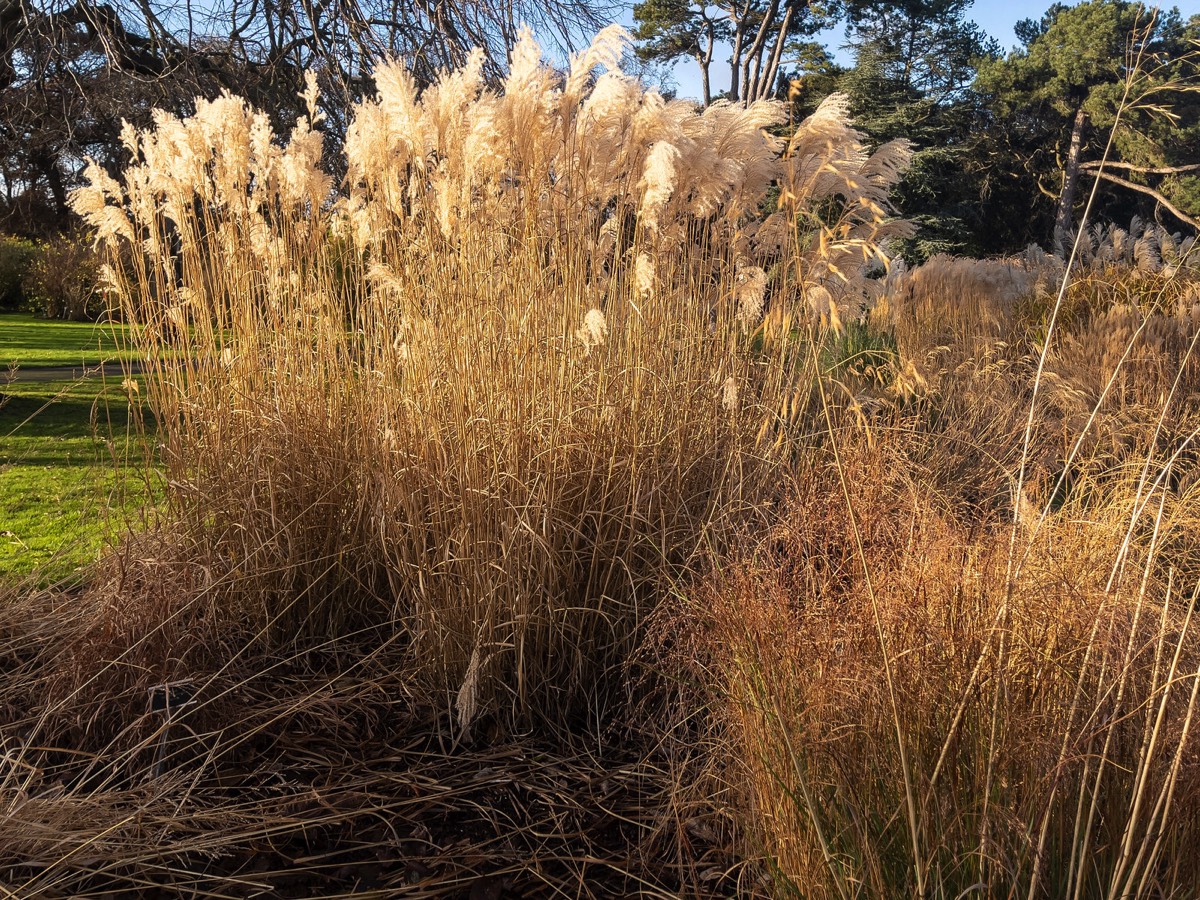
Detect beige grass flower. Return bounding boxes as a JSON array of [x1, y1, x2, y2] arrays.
[[735, 265, 767, 327], [634, 254, 655, 297], [576, 308, 609, 352], [721, 375, 739, 413]]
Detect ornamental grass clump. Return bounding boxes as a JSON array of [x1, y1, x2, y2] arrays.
[[662, 448, 1200, 899], [644, 203, 1200, 898], [70, 27, 910, 731], [9, 22, 1200, 898]]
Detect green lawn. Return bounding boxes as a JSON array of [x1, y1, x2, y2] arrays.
[[0, 313, 133, 368], [1, 316, 154, 584]]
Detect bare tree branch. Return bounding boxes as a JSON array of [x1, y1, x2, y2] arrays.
[[2, 0, 620, 231], [1081, 160, 1200, 176], [1090, 169, 1200, 231]]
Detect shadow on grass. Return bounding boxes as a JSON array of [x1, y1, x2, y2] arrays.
[[1, 379, 157, 583], [1, 392, 136, 440]]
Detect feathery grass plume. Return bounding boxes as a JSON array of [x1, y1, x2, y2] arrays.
[[576, 307, 608, 351], [563, 23, 629, 105], [637, 140, 681, 233], [772, 94, 913, 318], [71, 161, 134, 244], [734, 265, 767, 328], [1068, 218, 1200, 278], [888, 357, 928, 402], [721, 375, 739, 413], [634, 251, 655, 296], [1135, 232, 1163, 272], [804, 284, 837, 330]]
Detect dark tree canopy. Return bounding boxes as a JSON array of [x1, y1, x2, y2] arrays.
[[976, 1, 1200, 254], [835, 0, 999, 259], [0, 0, 618, 232]]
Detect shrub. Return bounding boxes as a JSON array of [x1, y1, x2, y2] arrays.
[[658, 439, 1200, 899], [22, 230, 102, 320], [0, 233, 37, 310]]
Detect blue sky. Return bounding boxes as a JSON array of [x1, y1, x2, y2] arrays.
[[655, 0, 1200, 100]]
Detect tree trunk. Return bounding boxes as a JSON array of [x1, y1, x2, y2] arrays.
[[34, 152, 69, 224], [746, 49, 761, 102], [758, 0, 795, 101], [739, 0, 780, 104], [728, 8, 746, 103], [1053, 106, 1087, 258], [697, 17, 715, 106]]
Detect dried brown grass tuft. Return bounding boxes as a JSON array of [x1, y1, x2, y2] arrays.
[[655, 438, 1200, 898]]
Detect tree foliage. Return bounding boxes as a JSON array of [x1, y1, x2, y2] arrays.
[[632, 0, 836, 105], [836, 0, 998, 259], [976, 1, 1200, 254], [0, 0, 617, 232]]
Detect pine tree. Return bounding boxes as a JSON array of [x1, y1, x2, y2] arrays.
[[976, 1, 1200, 256], [835, 0, 999, 259]]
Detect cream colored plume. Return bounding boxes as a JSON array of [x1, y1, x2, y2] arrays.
[[635, 253, 655, 297], [576, 308, 609, 352], [721, 375, 739, 413], [73, 28, 915, 350], [638, 141, 681, 232], [735, 265, 767, 327], [778, 94, 912, 297]]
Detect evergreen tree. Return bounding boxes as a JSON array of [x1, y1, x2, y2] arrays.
[[632, 0, 837, 105], [976, 1, 1200, 256], [781, 41, 845, 121], [835, 0, 999, 259]]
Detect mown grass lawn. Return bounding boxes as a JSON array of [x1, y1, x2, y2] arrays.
[[0, 313, 133, 368], [1, 315, 153, 584]]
